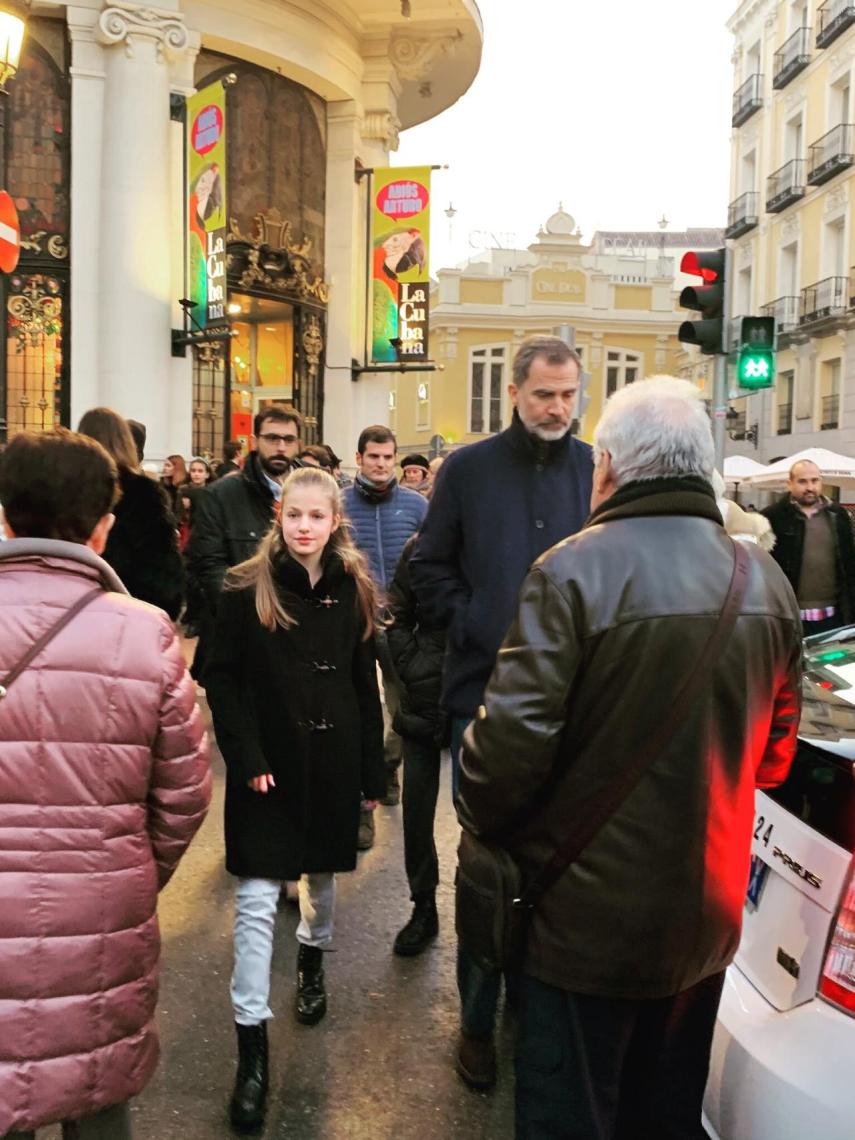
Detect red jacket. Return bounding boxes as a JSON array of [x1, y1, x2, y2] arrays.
[[0, 539, 211, 1133]]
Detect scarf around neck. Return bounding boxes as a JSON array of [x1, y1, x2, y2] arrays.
[[355, 471, 396, 502]]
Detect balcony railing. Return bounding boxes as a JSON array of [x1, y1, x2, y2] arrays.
[[777, 402, 793, 435], [821, 393, 840, 429], [762, 295, 801, 333], [733, 74, 763, 126], [774, 27, 811, 87], [726, 191, 759, 239], [800, 276, 849, 323], [766, 159, 806, 212], [807, 123, 854, 185], [817, 0, 855, 47]]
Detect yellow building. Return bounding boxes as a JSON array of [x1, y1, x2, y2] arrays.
[[390, 209, 718, 452], [726, 0, 855, 457]]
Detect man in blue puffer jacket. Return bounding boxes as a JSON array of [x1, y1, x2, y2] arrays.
[[343, 425, 427, 840]]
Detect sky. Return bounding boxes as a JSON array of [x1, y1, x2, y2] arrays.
[[395, 0, 735, 270]]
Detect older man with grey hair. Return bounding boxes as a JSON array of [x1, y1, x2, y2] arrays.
[[458, 376, 802, 1139]]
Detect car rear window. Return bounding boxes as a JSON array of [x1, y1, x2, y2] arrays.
[[766, 741, 855, 852]]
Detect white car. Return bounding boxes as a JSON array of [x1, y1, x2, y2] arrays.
[[703, 629, 855, 1139]]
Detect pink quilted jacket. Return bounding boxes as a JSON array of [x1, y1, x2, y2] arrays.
[[0, 539, 211, 1134]]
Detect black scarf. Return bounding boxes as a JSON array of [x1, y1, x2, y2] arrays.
[[586, 475, 723, 529], [354, 471, 396, 503]]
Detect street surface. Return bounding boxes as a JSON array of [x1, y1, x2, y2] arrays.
[[131, 693, 515, 1139]]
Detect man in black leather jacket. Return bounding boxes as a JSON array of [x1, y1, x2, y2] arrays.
[[762, 459, 855, 635], [188, 405, 303, 676], [459, 376, 801, 1139]]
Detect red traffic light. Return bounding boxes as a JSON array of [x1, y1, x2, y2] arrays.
[[680, 250, 723, 283]]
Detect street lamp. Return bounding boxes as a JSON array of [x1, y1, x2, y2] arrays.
[[0, 0, 28, 94]]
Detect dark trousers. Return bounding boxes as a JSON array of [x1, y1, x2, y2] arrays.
[[452, 714, 505, 1037], [402, 734, 442, 898], [4, 1101, 132, 1140], [515, 972, 725, 1140]]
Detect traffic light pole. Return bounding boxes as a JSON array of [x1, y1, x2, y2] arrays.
[[711, 245, 733, 474], [712, 352, 728, 474]]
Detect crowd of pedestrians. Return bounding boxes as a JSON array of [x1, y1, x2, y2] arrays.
[[0, 336, 814, 1139]]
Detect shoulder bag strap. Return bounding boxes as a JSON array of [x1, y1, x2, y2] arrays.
[[0, 586, 104, 701], [517, 539, 752, 909]]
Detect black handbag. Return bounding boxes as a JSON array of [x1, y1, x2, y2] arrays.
[[455, 540, 751, 975]]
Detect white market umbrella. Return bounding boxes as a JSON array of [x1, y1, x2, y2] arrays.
[[743, 447, 855, 490], [723, 455, 768, 484]]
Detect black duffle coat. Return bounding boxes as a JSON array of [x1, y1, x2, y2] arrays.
[[205, 552, 385, 880]]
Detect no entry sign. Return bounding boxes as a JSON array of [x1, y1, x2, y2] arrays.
[[0, 191, 21, 273]]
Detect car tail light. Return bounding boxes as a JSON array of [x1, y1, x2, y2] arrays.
[[821, 856, 855, 1014]]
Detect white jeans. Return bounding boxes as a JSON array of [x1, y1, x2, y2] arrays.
[[231, 873, 335, 1025]]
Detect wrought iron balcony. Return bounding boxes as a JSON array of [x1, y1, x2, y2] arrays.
[[766, 159, 806, 212], [774, 27, 811, 88], [800, 276, 849, 324], [821, 393, 840, 429], [777, 402, 793, 435], [762, 295, 801, 334], [807, 124, 854, 185], [817, 0, 855, 47], [726, 191, 759, 239], [732, 74, 763, 127]]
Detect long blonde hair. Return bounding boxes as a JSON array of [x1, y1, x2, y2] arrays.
[[226, 467, 379, 638]]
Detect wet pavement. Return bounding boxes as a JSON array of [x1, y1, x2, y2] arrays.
[[132, 694, 515, 1139]]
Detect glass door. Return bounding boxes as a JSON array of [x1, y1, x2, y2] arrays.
[[228, 293, 294, 440]]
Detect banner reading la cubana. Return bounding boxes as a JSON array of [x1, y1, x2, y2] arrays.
[[187, 82, 228, 331], [371, 166, 431, 363]]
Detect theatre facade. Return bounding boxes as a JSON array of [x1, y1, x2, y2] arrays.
[[0, 0, 482, 459]]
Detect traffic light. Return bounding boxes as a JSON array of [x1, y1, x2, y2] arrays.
[[736, 316, 775, 390], [678, 249, 726, 355]]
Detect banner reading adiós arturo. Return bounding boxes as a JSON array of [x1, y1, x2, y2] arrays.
[[187, 81, 228, 331], [371, 166, 430, 363]]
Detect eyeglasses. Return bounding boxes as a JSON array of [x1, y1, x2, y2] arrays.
[[258, 433, 298, 445]]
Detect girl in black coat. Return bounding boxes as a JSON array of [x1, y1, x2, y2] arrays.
[[205, 467, 384, 1133]]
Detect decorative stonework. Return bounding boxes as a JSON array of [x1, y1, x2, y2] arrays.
[[781, 211, 800, 242], [825, 184, 848, 217], [362, 110, 401, 151], [302, 314, 324, 386], [97, 2, 189, 60], [390, 31, 462, 82], [227, 209, 329, 303]]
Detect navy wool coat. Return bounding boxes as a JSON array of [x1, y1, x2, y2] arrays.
[[410, 412, 593, 717], [205, 553, 385, 879]]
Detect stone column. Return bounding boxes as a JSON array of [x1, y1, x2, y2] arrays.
[[68, 7, 106, 426], [96, 1, 190, 458]]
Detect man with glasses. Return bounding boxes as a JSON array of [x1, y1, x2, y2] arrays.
[[189, 405, 304, 675]]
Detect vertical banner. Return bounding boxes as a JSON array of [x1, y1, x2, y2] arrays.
[[187, 82, 228, 330], [371, 166, 430, 363]]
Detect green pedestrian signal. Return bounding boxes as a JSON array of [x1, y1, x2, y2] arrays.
[[736, 316, 775, 391]]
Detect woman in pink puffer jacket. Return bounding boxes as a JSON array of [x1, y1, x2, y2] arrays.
[[0, 429, 211, 1139]]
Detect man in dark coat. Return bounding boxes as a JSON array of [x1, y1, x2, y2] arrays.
[[409, 334, 593, 1087], [458, 376, 801, 1138], [762, 458, 855, 635], [342, 425, 427, 837], [188, 405, 303, 676]]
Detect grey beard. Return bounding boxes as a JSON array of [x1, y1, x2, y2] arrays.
[[527, 422, 571, 442]]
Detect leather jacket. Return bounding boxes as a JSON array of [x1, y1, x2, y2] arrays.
[[458, 478, 802, 1001]]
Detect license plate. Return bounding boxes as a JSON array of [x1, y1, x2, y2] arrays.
[[746, 854, 770, 909]]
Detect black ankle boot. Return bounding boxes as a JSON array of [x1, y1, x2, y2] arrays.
[[393, 893, 439, 956], [229, 1021, 268, 1133], [295, 943, 327, 1025]]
